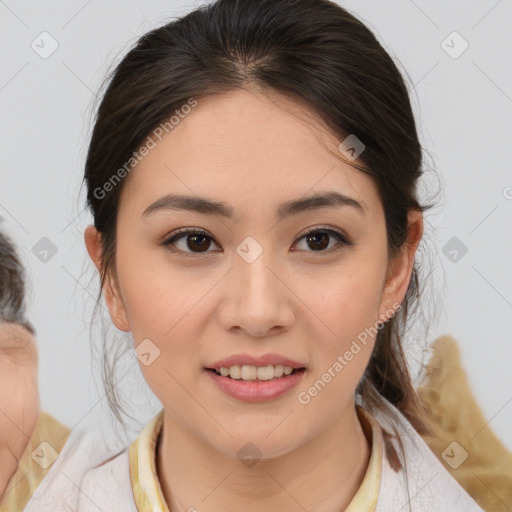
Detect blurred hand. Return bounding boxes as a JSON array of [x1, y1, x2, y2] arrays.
[[0, 322, 40, 498]]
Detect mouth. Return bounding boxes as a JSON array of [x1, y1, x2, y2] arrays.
[[204, 366, 306, 381], [203, 365, 307, 402]]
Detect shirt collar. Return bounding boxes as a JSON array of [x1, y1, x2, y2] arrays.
[[129, 405, 383, 512], [129, 409, 168, 512], [345, 405, 383, 512]]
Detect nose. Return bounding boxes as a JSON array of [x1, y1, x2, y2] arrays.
[[218, 251, 295, 338]]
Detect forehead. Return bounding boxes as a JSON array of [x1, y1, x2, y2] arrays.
[[119, 89, 380, 219]]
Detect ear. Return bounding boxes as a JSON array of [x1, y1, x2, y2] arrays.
[[84, 225, 130, 332], [377, 210, 423, 324]]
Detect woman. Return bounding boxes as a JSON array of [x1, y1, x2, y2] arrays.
[[23, 0, 485, 510]]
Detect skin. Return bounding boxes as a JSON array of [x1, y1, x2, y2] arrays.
[[0, 322, 39, 499], [85, 88, 422, 512]]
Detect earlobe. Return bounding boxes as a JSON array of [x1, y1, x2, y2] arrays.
[[378, 210, 423, 323], [104, 271, 131, 332], [84, 225, 131, 332]]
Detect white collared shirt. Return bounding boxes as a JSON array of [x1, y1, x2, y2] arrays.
[[23, 400, 485, 512]]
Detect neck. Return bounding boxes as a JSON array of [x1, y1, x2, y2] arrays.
[[156, 400, 371, 512]]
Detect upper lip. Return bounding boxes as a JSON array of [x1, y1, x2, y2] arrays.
[[206, 353, 306, 370]]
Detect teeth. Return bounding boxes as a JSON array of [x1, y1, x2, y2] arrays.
[[215, 364, 298, 381]]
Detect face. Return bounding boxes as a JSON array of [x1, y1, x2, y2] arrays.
[[86, 88, 420, 459]]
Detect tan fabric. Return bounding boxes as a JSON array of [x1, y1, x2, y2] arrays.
[[418, 335, 512, 512], [0, 411, 70, 512], [128, 405, 384, 512]]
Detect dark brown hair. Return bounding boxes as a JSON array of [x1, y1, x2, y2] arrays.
[[83, 0, 436, 450]]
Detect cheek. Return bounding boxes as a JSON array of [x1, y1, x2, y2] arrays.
[[294, 266, 384, 416], [114, 243, 207, 395], [294, 245, 387, 392], [301, 257, 386, 342], [115, 236, 191, 337]]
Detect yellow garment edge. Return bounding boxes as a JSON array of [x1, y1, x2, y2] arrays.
[[0, 411, 70, 512], [129, 405, 383, 512]]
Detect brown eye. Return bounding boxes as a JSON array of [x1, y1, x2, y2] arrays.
[[183, 233, 211, 252], [162, 226, 352, 257], [293, 227, 351, 253], [306, 231, 330, 251], [163, 228, 220, 255]]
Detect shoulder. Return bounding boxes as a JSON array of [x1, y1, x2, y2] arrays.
[[76, 409, 165, 511], [371, 400, 485, 512], [23, 410, 164, 512], [22, 420, 127, 512], [76, 449, 135, 511]]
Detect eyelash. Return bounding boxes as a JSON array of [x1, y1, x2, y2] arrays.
[[161, 226, 353, 257]]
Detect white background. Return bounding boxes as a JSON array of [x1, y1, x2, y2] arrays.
[[1, 0, 511, 450]]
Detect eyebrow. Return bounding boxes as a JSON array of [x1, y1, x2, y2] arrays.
[[141, 191, 365, 221]]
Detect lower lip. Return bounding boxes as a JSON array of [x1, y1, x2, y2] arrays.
[[204, 368, 306, 402]]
